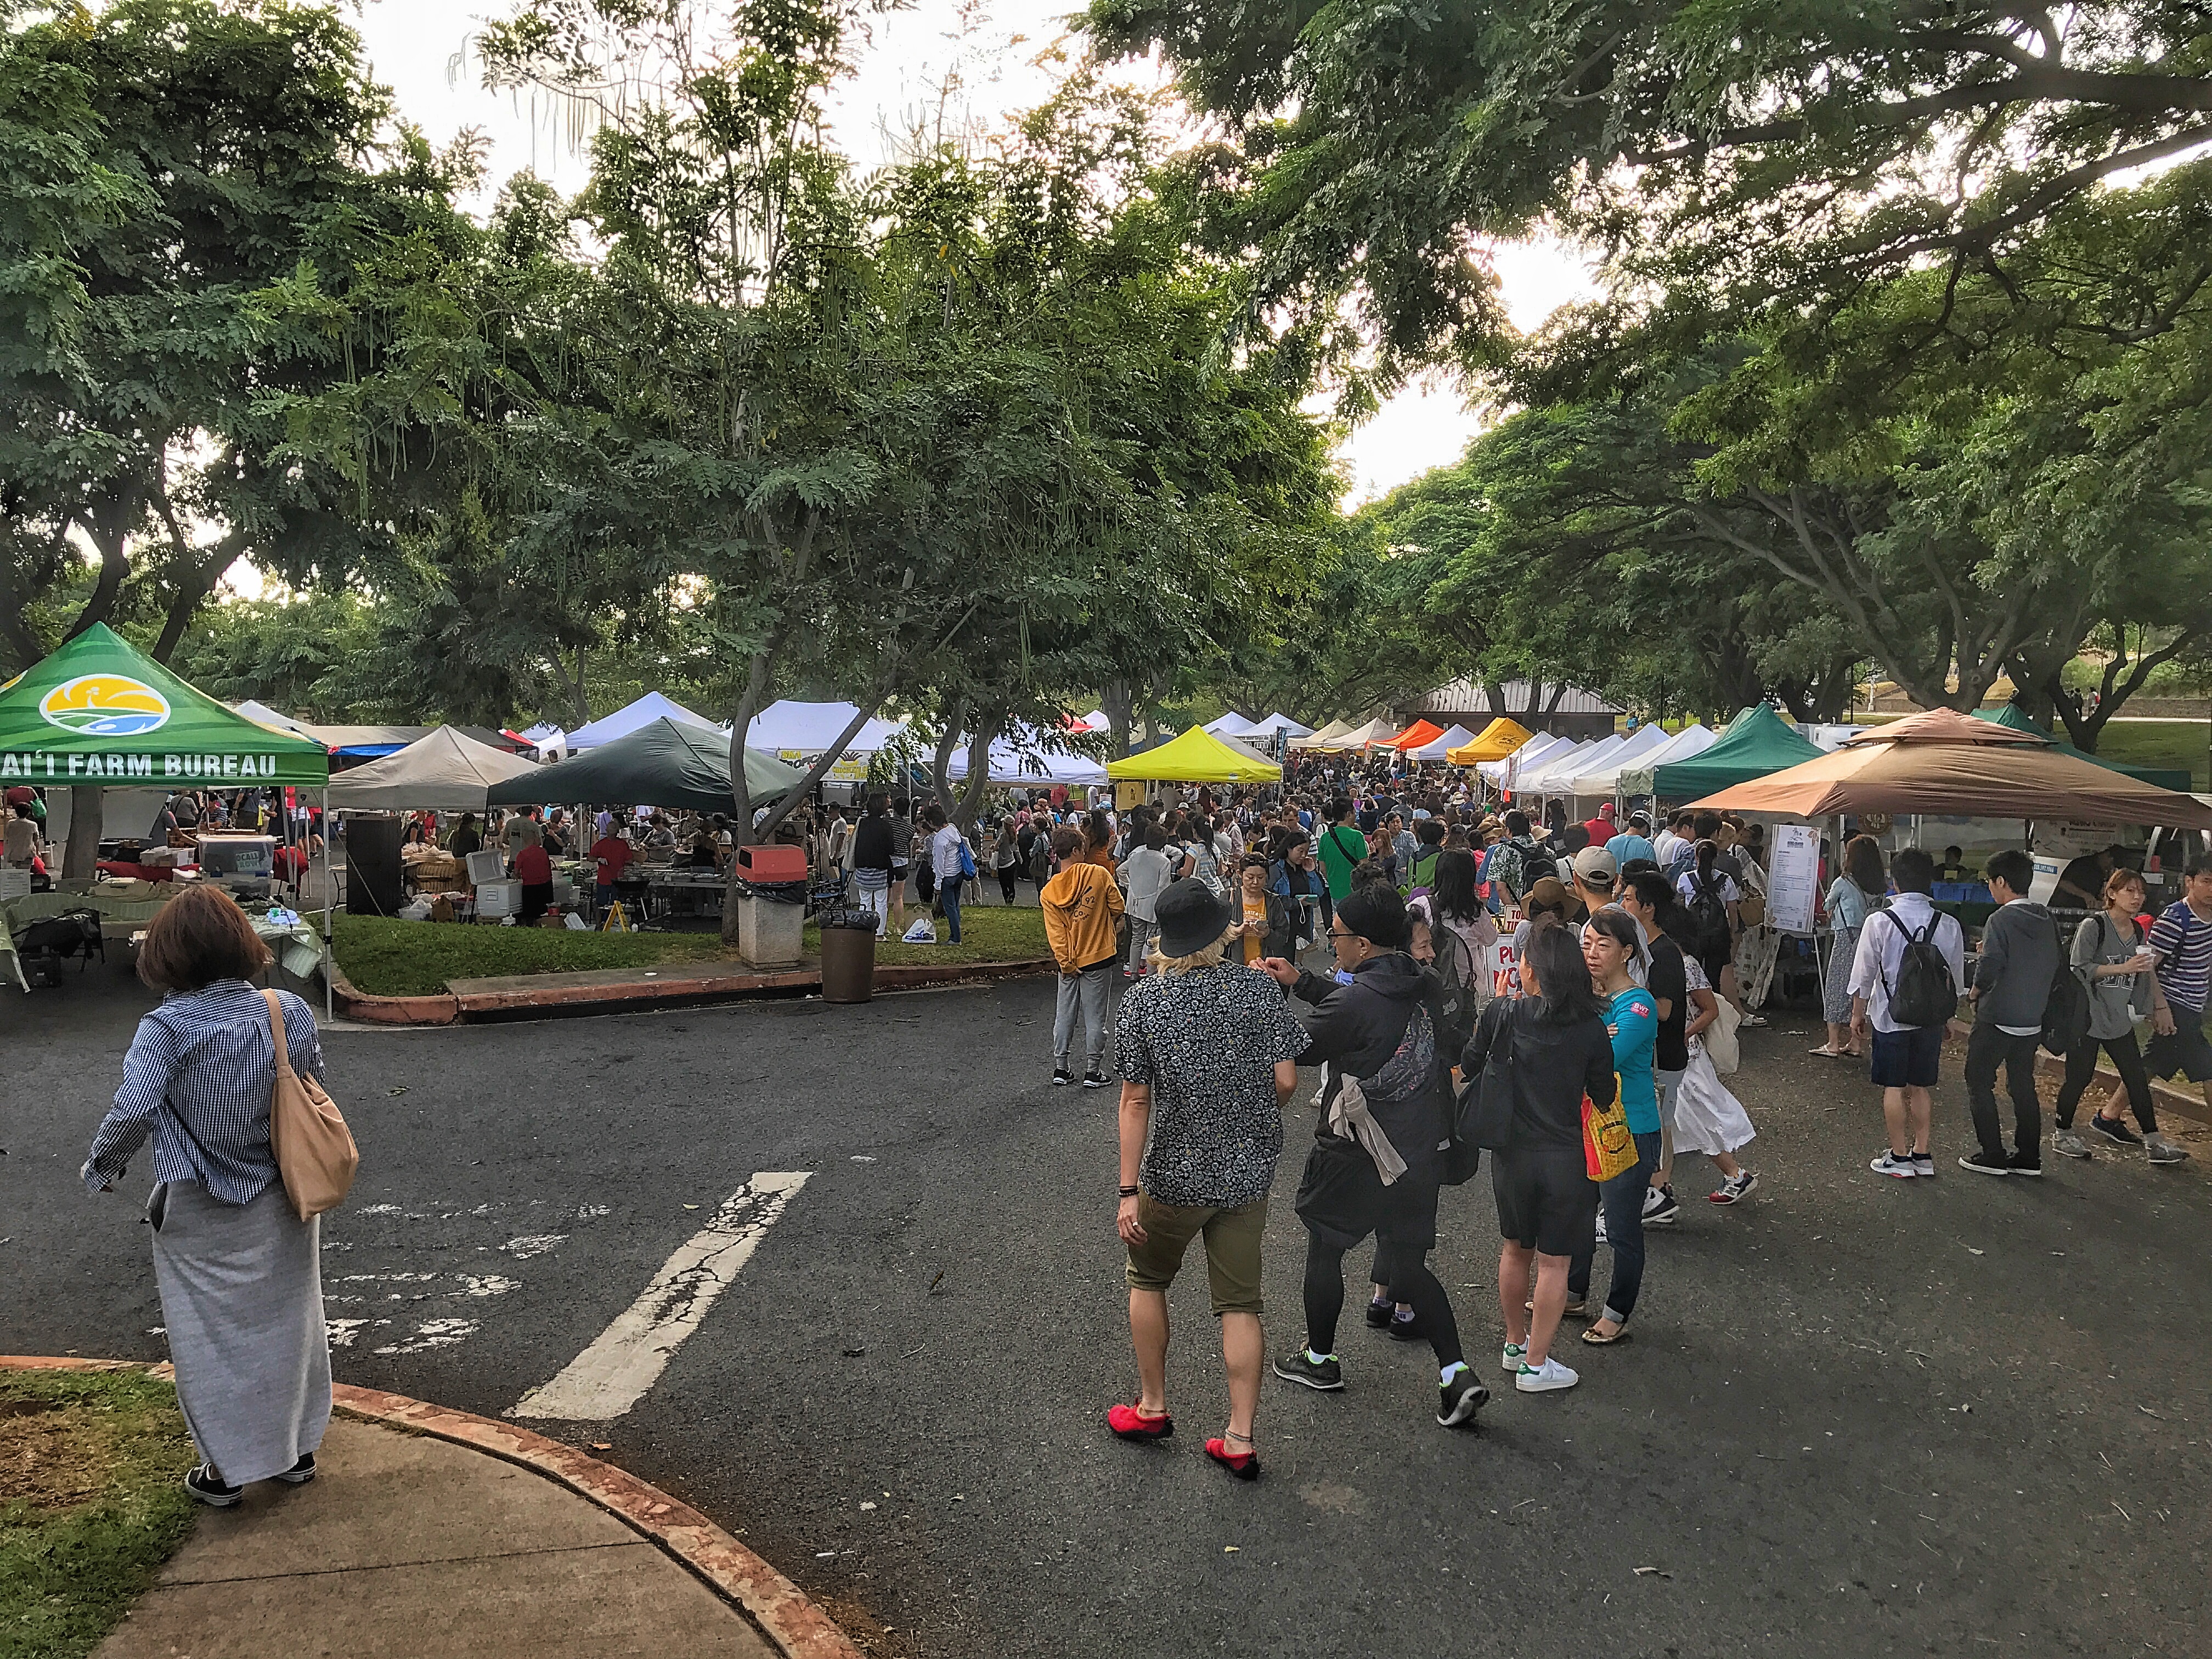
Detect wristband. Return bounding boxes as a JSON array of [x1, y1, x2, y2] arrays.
[[1118, 1184, 1139, 1198]]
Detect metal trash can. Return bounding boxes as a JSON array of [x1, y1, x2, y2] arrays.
[[818, 916, 877, 1003]]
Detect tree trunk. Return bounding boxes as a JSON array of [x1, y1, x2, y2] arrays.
[[927, 704, 966, 812], [569, 645, 592, 729], [63, 786, 103, 879], [949, 710, 1003, 837], [1102, 678, 1135, 760]]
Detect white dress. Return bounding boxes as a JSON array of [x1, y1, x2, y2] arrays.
[[1674, 958, 1757, 1156]]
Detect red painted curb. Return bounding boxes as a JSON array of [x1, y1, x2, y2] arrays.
[[328, 960, 459, 1025], [0, 1358, 860, 1659]]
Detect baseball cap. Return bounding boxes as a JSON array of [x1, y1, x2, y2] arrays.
[[1571, 845, 1620, 888]]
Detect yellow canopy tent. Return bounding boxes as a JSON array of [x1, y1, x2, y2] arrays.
[[1447, 716, 1534, 765], [1105, 725, 1283, 783]]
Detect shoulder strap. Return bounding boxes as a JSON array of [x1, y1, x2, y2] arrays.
[[263, 988, 297, 1080]]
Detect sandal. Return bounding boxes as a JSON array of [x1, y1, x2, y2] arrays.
[[1526, 1296, 1590, 1318], [1581, 1324, 1630, 1345], [1808, 1045, 1847, 1058]]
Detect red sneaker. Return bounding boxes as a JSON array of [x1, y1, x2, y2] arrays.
[[1205, 1436, 1259, 1481], [1107, 1403, 1173, 1441]]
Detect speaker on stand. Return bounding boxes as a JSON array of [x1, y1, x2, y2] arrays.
[[345, 812, 404, 916]]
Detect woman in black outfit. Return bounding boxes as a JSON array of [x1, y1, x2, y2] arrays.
[[1464, 923, 1617, 1396]]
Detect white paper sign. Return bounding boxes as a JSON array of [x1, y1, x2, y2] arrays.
[[1766, 823, 1821, 935]]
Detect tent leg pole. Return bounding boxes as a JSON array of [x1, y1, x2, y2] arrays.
[[321, 787, 333, 1023]]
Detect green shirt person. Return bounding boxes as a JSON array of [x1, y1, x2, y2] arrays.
[[1314, 800, 1368, 902]]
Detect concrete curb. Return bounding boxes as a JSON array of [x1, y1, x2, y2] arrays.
[[331, 952, 1056, 1024], [0, 1357, 861, 1659]]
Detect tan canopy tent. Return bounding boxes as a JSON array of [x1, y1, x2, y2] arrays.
[[1688, 707, 2212, 826], [1290, 717, 1355, 751], [1447, 716, 1533, 765], [325, 726, 545, 812], [1325, 717, 1399, 751]]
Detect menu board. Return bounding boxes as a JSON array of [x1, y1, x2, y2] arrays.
[[1767, 823, 1821, 935]]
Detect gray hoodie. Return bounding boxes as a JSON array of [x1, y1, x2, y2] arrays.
[[1974, 900, 2061, 1030]]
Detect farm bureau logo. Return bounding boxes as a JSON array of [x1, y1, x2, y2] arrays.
[[38, 674, 172, 736]]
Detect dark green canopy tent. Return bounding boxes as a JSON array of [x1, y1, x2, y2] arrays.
[[484, 718, 804, 815], [1973, 704, 2192, 793], [1651, 704, 1826, 800]]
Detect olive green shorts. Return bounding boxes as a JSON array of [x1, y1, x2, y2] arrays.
[[1124, 1192, 1268, 1316]]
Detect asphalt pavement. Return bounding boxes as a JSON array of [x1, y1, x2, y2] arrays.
[[8, 964, 2212, 1658]]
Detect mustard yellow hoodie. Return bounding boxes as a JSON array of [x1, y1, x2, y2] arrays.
[[1042, 860, 1124, 973]]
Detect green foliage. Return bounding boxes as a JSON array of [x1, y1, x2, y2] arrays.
[[0, 1367, 197, 1659]]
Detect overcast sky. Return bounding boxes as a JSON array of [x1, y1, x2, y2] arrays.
[[342, 0, 1598, 504]]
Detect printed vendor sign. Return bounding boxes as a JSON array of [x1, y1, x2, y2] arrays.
[[1, 751, 286, 780]]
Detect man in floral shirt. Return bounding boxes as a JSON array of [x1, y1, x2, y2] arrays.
[[1106, 881, 1307, 1481]]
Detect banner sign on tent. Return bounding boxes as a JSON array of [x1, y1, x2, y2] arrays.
[[1, 749, 291, 782]]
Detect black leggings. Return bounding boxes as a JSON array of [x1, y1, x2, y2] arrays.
[[997, 866, 1018, 903], [2056, 1034, 2157, 1131], [1304, 1235, 1463, 1369]]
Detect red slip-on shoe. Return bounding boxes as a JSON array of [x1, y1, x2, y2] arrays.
[[1107, 1403, 1174, 1441], [1205, 1436, 1259, 1481]]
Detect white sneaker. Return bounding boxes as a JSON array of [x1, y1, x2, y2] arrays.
[[1594, 1210, 1609, 1245], [1502, 1342, 1527, 1375], [1869, 1150, 1917, 1178], [1515, 1357, 1579, 1394]]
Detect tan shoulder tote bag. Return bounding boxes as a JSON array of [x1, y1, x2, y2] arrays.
[[263, 988, 359, 1220]]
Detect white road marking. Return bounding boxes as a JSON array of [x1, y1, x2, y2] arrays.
[[374, 1317, 478, 1355], [500, 1234, 567, 1259], [510, 1172, 811, 1421]]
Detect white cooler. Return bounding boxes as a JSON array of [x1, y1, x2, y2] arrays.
[[476, 879, 524, 918]]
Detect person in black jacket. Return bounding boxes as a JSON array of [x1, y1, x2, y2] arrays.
[[1464, 923, 1618, 1395], [1255, 884, 1488, 1430]]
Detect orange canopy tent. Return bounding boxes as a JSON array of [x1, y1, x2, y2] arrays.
[[1380, 719, 1446, 752], [1686, 708, 2212, 827]]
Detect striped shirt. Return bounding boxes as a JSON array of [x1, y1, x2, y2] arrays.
[[2148, 900, 2212, 1014], [84, 981, 324, 1203]]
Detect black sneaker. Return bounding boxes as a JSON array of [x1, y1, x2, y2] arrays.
[[2087, 1115, 2142, 1147], [1272, 1350, 1344, 1391], [1957, 1150, 2012, 1177], [185, 1464, 241, 1507], [273, 1453, 317, 1486], [1437, 1365, 1489, 1427], [1364, 1299, 1395, 1330], [2008, 1149, 2044, 1177], [1387, 1312, 1426, 1342], [1082, 1071, 1111, 1090], [1051, 1068, 1074, 1087]]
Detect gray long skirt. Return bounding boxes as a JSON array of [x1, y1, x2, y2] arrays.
[[150, 1179, 331, 1485], [1821, 923, 1860, 1025]]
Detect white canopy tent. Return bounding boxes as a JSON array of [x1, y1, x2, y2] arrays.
[[565, 692, 716, 751], [1612, 723, 1719, 795], [234, 699, 311, 736], [946, 730, 1108, 788], [1410, 723, 1478, 762], [1477, 731, 1570, 786], [1203, 711, 1261, 738], [325, 726, 545, 812], [1535, 733, 1629, 797], [1077, 709, 1110, 732], [744, 699, 907, 756], [1568, 724, 1674, 796], [1510, 738, 1602, 795], [1247, 712, 1315, 740]]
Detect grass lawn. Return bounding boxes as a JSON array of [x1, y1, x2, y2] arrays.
[[334, 915, 738, 997], [0, 1368, 197, 1659], [335, 904, 1051, 996], [2090, 719, 2211, 792], [809, 902, 1048, 967]]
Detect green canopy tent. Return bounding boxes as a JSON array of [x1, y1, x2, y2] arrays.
[[0, 624, 337, 1009], [483, 717, 805, 817], [1973, 703, 2192, 793], [1650, 704, 1825, 800]]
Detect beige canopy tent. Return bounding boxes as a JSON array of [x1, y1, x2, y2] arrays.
[[1290, 717, 1355, 751], [1324, 717, 1399, 751], [324, 725, 545, 812], [1688, 707, 2212, 827]]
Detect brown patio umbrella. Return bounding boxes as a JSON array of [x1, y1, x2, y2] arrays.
[[1687, 707, 2212, 828]]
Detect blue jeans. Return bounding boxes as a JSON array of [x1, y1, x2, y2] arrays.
[[1568, 1129, 1661, 1324], [938, 871, 962, 943]]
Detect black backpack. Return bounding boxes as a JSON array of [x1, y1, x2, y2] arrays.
[[1685, 870, 1732, 957], [1883, 912, 1957, 1030], [2042, 917, 2093, 1055]]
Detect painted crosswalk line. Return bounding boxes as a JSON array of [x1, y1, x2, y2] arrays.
[[509, 1171, 812, 1421]]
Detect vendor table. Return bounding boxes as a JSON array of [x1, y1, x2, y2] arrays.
[[2, 887, 323, 992], [645, 867, 727, 919]]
